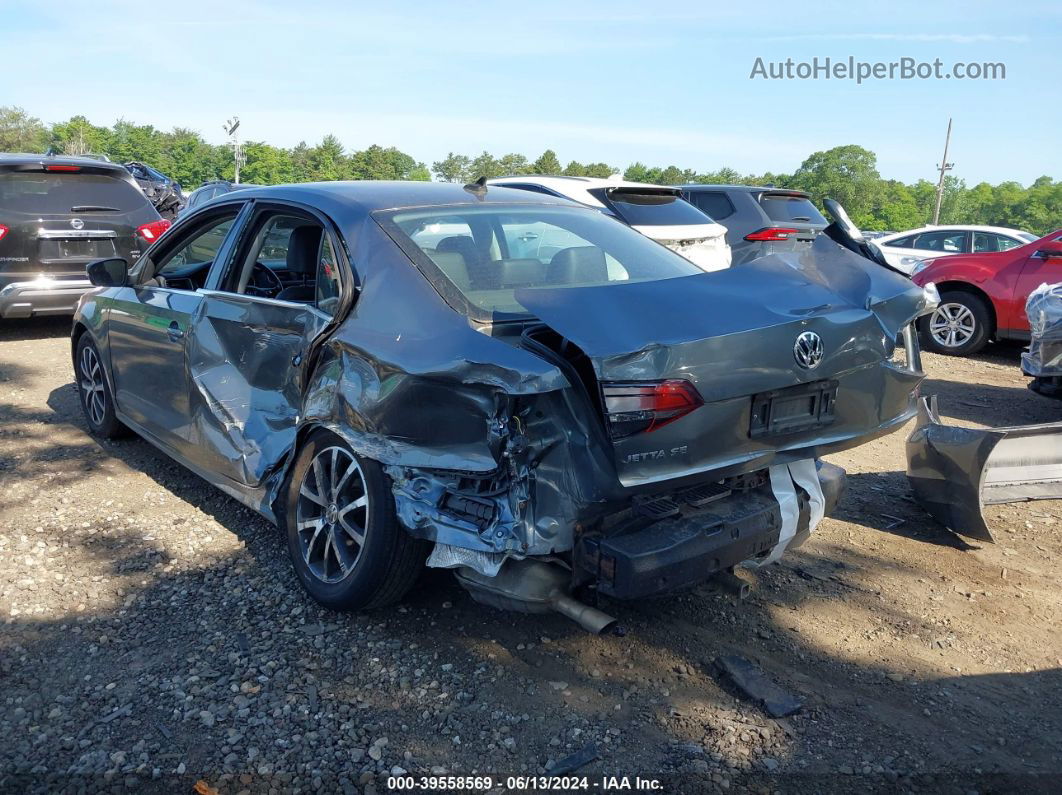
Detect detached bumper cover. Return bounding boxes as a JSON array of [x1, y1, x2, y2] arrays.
[[576, 461, 844, 600], [0, 279, 94, 319], [906, 396, 1062, 541]]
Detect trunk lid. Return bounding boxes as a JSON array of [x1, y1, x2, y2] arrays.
[[515, 239, 928, 486]]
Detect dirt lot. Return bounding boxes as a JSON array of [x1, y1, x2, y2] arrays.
[[1, 318, 1060, 794]]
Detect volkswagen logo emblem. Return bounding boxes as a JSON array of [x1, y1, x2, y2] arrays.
[[70, 218, 84, 230], [794, 331, 824, 369]]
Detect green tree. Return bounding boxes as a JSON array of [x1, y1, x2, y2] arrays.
[[50, 115, 112, 157], [467, 151, 502, 180], [583, 162, 615, 178], [0, 106, 49, 152], [791, 145, 883, 227], [242, 142, 295, 184], [531, 149, 562, 174], [432, 152, 471, 182], [307, 135, 346, 181]]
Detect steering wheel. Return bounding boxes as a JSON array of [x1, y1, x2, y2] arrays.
[[245, 261, 284, 298]]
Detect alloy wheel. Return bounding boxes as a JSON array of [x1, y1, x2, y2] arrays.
[[79, 345, 107, 427], [929, 302, 976, 349], [295, 446, 369, 583]]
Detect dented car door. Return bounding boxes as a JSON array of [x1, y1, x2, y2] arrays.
[[180, 206, 344, 489]]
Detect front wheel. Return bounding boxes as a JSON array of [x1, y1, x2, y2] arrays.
[[920, 291, 991, 356], [282, 430, 427, 610], [75, 334, 127, 439]]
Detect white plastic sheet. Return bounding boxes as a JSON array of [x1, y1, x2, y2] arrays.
[[744, 458, 825, 568], [1021, 282, 1062, 377]]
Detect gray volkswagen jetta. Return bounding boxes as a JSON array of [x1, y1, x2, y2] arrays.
[[71, 181, 933, 631]]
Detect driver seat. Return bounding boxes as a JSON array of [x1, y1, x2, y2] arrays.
[[276, 225, 322, 303]]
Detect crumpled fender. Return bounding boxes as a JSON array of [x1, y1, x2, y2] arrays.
[[906, 395, 1062, 541]]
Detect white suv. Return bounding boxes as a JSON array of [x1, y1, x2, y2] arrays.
[[487, 176, 731, 272], [870, 225, 1037, 274]]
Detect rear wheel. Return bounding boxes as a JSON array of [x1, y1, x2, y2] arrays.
[[920, 290, 991, 355], [75, 335, 126, 439], [282, 429, 427, 610]]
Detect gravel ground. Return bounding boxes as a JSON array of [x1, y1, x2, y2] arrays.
[[1, 318, 1060, 794]]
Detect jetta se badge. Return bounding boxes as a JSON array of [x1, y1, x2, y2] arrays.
[[794, 331, 824, 369]]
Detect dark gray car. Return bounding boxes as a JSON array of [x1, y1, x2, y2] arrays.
[[0, 154, 166, 318], [680, 185, 827, 265], [72, 181, 931, 630]]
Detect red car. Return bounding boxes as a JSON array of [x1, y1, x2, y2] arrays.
[[911, 230, 1062, 355]]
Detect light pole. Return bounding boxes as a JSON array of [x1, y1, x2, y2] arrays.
[[932, 118, 953, 225], [223, 117, 244, 184]]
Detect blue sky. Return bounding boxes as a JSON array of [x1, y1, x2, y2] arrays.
[[4, 0, 1059, 184]]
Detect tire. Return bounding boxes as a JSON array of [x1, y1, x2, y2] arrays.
[[75, 334, 127, 439], [919, 290, 992, 356], [282, 429, 427, 610]]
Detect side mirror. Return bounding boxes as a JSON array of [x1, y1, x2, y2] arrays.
[[1036, 240, 1062, 259], [86, 258, 129, 287]]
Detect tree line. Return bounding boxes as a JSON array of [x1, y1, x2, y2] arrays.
[[2, 107, 1058, 234]]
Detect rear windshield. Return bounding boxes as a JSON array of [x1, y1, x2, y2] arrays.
[[589, 189, 716, 226], [378, 204, 702, 319], [0, 172, 149, 214], [758, 193, 827, 225]]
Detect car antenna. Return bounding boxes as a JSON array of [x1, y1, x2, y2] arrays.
[[463, 175, 488, 197]]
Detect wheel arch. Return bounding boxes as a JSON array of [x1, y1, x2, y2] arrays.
[[933, 281, 998, 339]]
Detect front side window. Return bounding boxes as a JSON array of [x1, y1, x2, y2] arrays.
[[379, 204, 702, 318], [972, 232, 1023, 253], [884, 235, 915, 248], [155, 215, 238, 284], [912, 230, 967, 253]]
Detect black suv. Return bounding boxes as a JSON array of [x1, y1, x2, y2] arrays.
[[680, 185, 827, 265], [0, 154, 166, 319]]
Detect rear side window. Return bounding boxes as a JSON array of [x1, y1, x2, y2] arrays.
[[759, 194, 827, 225], [589, 189, 714, 226], [0, 172, 149, 214], [686, 191, 736, 221]]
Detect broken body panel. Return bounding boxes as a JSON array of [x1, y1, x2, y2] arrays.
[[906, 396, 1062, 541], [73, 182, 932, 613]]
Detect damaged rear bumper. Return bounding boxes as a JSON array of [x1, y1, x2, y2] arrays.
[[906, 396, 1062, 541], [573, 460, 845, 600]]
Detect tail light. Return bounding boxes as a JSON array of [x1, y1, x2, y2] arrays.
[[0, 224, 8, 242], [744, 227, 798, 242], [44, 164, 81, 172], [601, 380, 704, 438], [136, 219, 171, 242]]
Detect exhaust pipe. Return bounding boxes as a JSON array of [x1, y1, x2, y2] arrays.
[[710, 569, 750, 600], [454, 559, 617, 634]]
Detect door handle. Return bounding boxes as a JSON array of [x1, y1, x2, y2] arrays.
[[167, 321, 185, 342]]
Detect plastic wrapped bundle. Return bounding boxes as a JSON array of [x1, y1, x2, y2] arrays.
[[1022, 283, 1062, 378]]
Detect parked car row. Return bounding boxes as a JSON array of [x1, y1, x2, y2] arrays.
[[871, 224, 1038, 274]]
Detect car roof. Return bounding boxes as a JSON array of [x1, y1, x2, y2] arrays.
[[0, 153, 129, 174], [679, 184, 812, 197], [212, 180, 579, 215], [877, 224, 1033, 241], [485, 175, 680, 210]]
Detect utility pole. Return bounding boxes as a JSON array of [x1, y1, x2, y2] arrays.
[[932, 118, 953, 225], [223, 117, 243, 184]]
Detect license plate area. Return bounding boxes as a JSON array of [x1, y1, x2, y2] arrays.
[[749, 379, 838, 438], [38, 239, 116, 260]]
